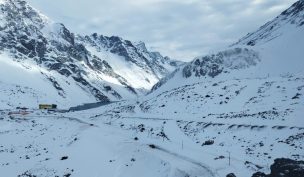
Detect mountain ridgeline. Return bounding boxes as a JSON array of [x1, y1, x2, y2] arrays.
[[0, 0, 181, 108], [151, 0, 304, 94]]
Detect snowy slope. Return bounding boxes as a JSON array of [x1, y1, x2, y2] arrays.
[[151, 0, 304, 94], [0, 0, 181, 108], [233, 0, 304, 47], [0, 1, 304, 177], [0, 52, 132, 109], [0, 110, 217, 177], [78, 35, 181, 90], [0, 53, 91, 109], [81, 1, 304, 176], [231, 0, 304, 77]]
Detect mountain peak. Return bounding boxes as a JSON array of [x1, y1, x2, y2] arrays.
[[0, 0, 182, 106], [134, 41, 148, 52], [280, 0, 304, 20], [0, 0, 49, 24]]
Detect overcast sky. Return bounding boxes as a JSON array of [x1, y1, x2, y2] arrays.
[[27, 0, 297, 61]]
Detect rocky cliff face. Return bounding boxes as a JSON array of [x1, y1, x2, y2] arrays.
[[77, 34, 181, 84], [0, 0, 181, 105], [181, 48, 259, 78]]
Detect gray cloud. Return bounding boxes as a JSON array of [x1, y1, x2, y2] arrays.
[[27, 0, 297, 61]]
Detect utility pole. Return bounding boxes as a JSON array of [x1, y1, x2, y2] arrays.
[[228, 151, 231, 166]]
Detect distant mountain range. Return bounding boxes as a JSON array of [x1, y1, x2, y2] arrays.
[[0, 0, 182, 108]]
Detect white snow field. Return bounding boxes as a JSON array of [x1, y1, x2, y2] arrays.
[[0, 111, 217, 177], [1, 0, 304, 177]]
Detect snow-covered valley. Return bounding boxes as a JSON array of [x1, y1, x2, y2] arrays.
[[1, 0, 304, 177], [0, 111, 218, 177]]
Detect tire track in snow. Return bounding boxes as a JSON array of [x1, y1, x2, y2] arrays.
[[148, 144, 218, 177], [17, 115, 98, 127]]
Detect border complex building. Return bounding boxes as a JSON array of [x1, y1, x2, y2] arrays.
[[39, 104, 57, 110]]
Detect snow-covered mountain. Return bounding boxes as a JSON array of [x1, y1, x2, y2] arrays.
[[0, 1, 303, 177], [151, 0, 304, 94], [89, 1, 303, 176], [0, 0, 181, 109], [233, 0, 304, 46]]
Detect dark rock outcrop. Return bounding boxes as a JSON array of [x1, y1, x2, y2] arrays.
[[252, 158, 304, 177], [226, 173, 237, 177], [182, 48, 259, 79]]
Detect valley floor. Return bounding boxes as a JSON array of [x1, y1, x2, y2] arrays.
[[0, 110, 218, 177], [0, 102, 303, 177]]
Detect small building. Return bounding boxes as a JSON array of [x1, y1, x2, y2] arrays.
[[39, 104, 57, 110]]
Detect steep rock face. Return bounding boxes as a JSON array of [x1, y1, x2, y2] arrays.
[[233, 0, 304, 46], [182, 48, 259, 78], [0, 0, 48, 58], [0, 0, 113, 102], [0, 0, 180, 106]]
